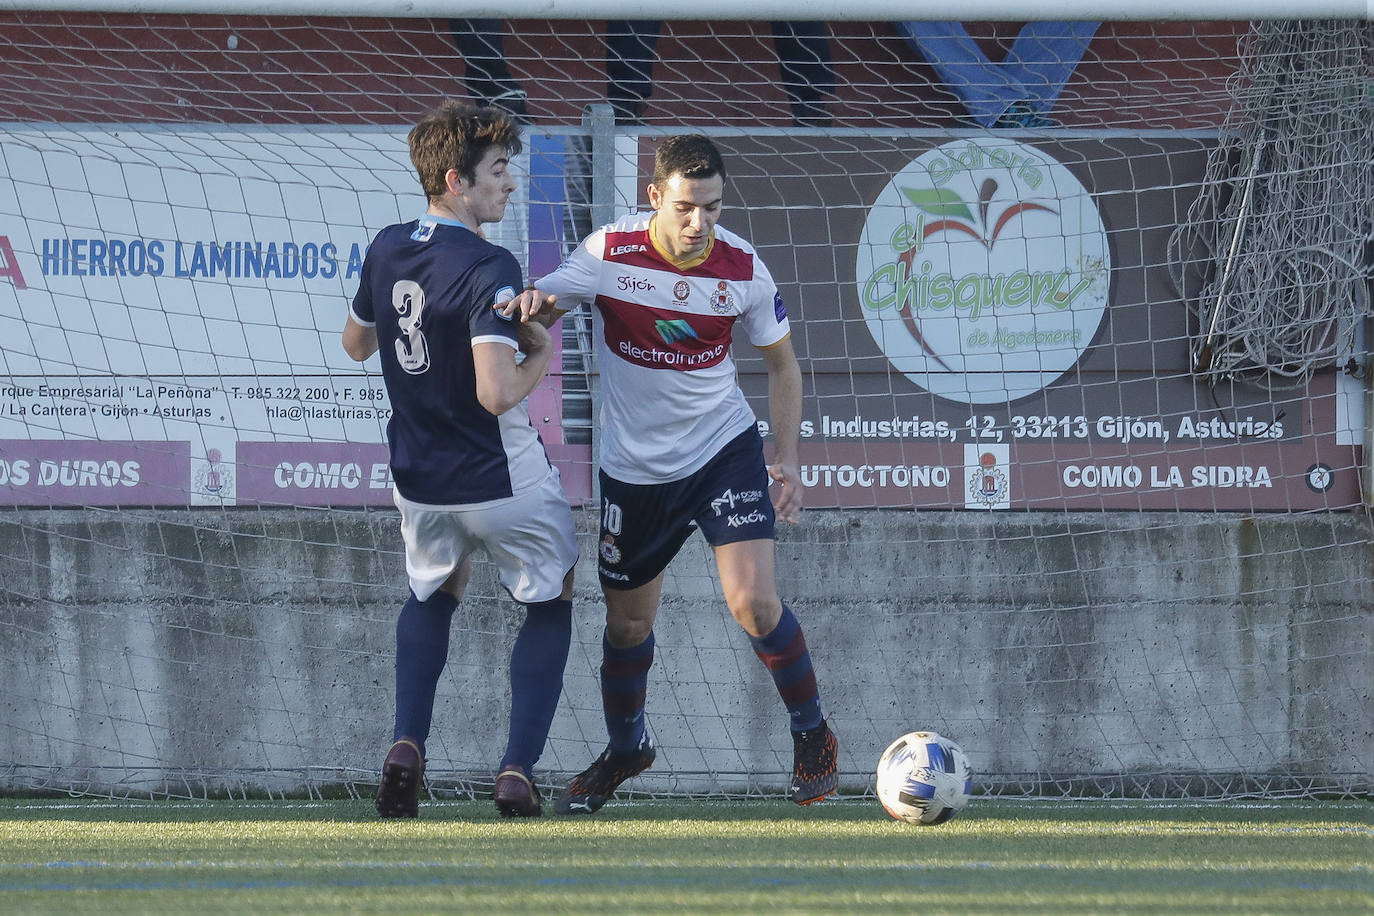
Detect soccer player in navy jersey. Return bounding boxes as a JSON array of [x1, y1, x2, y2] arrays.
[[343, 101, 579, 818], [499, 134, 838, 813]]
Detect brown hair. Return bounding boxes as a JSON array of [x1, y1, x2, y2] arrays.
[[407, 101, 523, 200]]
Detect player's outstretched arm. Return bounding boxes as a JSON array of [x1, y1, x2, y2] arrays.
[[472, 319, 554, 416], [759, 335, 804, 524], [495, 288, 566, 328]]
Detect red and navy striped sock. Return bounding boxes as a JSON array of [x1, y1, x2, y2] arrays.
[[750, 604, 823, 732], [601, 631, 655, 753]]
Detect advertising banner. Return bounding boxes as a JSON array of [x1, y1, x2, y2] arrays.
[[701, 135, 1362, 510], [0, 126, 591, 507], [2, 127, 1361, 511]]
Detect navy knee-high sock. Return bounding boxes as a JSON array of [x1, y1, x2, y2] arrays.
[[501, 597, 573, 775], [601, 631, 655, 752], [749, 604, 823, 731], [393, 590, 458, 755]]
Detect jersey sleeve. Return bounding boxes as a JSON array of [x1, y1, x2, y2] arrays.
[[468, 246, 525, 350], [536, 228, 605, 307], [349, 234, 379, 326], [736, 252, 791, 348]]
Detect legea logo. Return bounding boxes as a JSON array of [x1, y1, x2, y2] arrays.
[[855, 139, 1110, 405]]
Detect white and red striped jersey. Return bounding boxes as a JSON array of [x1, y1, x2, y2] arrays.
[[540, 211, 790, 484]]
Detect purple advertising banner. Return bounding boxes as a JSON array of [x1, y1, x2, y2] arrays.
[[237, 441, 392, 506], [0, 439, 190, 506], [796, 438, 1358, 510], [236, 441, 594, 507]]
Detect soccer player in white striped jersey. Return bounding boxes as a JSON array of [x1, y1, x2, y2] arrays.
[[500, 134, 838, 813]]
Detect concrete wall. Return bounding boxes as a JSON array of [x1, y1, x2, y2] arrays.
[[1, 508, 1369, 797]]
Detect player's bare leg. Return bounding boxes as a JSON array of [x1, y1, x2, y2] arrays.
[[437, 558, 471, 601], [555, 576, 662, 815], [713, 538, 784, 636], [603, 572, 664, 648], [715, 539, 838, 805]]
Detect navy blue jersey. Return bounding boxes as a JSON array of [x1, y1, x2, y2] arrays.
[[350, 216, 551, 506]]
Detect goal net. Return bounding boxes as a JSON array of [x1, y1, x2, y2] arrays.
[[0, 11, 1369, 801]]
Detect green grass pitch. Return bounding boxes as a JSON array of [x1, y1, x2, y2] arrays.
[[0, 796, 1367, 915]]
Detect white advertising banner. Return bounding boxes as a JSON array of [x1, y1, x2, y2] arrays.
[[0, 124, 585, 507]]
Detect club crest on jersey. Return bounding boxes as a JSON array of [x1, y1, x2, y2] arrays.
[[710, 281, 735, 314], [493, 285, 516, 321], [599, 535, 622, 565], [673, 280, 690, 302]]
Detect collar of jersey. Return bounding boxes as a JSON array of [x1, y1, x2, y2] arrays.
[[417, 214, 473, 232], [648, 213, 713, 271]]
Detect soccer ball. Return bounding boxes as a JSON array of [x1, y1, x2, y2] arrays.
[[875, 731, 972, 825]]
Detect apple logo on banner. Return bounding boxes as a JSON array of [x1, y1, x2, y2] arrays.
[[855, 138, 1110, 405]]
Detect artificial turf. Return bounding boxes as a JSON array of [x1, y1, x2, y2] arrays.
[[0, 796, 1367, 915]]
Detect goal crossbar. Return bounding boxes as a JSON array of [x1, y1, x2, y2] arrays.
[[0, 0, 1368, 21]]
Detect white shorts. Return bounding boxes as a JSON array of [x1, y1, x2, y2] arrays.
[[394, 468, 579, 605]]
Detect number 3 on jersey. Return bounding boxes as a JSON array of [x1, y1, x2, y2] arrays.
[[392, 279, 430, 374]]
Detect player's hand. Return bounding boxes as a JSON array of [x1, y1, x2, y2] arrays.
[[516, 316, 552, 355], [496, 288, 558, 327], [767, 460, 803, 524]]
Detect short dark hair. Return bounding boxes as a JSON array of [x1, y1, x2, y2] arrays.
[[652, 134, 726, 188], [408, 101, 523, 200]]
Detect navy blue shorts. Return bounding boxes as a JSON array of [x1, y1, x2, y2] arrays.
[[597, 427, 775, 590]]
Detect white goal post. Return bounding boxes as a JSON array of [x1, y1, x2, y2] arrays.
[[0, 1, 1369, 19], [0, 10, 1369, 801]]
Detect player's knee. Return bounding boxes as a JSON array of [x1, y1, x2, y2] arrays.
[[724, 590, 782, 637], [605, 615, 652, 648]]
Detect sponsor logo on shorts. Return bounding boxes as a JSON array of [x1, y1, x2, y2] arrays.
[[710, 487, 764, 516], [599, 534, 622, 564], [727, 509, 769, 528], [601, 569, 631, 581]]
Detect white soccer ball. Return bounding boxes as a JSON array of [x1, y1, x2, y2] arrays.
[[875, 731, 972, 825]]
